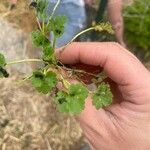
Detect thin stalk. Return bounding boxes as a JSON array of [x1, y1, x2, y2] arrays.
[[51, 35, 58, 65], [68, 27, 94, 44], [58, 64, 98, 78], [42, 20, 45, 33], [17, 74, 33, 85], [47, 0, 60, 26], [60, 75, 70, 90], [61, 27, 95, 52], [36, 17, 42, 31], [53, 36, 56, 50], [6, 59, 43, 66]]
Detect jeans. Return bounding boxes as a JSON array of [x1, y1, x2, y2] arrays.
[[47, 2, 86, 47]]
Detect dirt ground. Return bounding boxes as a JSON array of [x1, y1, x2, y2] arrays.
[[0, 75, 86, 150], [0, 0, 36, 32]]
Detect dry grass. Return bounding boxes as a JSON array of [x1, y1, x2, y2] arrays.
[[0, 1, 86, 150], [0, 0, 37, 33], [0, 74, 85, 150]]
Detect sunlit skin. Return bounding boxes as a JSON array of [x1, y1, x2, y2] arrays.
[[58, 42, 150, 150], [107, 0, 126, 47]]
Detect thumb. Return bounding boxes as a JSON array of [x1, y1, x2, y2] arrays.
[[58, 42, 149, 86], [58, 42, 150, 105]]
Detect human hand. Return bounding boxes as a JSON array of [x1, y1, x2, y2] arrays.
[[58, 42, 150, 150]]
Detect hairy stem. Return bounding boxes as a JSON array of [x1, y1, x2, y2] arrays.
[[36, 17, 42, 31], [53, 36, 57, 50], [60, 75, 71, 90], [6, 59, 43, 66], [17, 74, 33, 85], [47, 0, 60, 25], [67, 27, 94, 45], [61, 27, 95, 52], [60, 23, 114, 53], [42, 20, 45, 33]]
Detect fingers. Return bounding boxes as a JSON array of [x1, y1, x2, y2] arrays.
[[58, 42, 149, 86]]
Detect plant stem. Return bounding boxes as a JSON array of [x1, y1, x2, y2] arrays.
[[17, 74, 33, 85], [68, 27, 94, 44], [57, 64, 98, 77], [60, 75, 70, 89], [53, 36, 56, 50], [42, 20, 45, 33], [36, 17, 42, 31], [61, 27, 95, 52], [6, 59, 43, 66], [47, 0, 60, 25]]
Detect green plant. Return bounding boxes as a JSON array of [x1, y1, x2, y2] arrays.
[[124, 0, 150, 60], [0, 0, 113, 114]]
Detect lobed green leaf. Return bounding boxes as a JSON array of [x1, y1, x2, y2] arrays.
[[0, 67, 9, 78], [48, 15, 67, 38], [0, 53, 9, 78], [56, 84, 88, 114], [0, 53, 6, 67], [36, 0, 48, 20], [31, 70, 57, 94], [92, 83, 113, 109], [31, 30, 50, 47], [42, 45, 54, 61]]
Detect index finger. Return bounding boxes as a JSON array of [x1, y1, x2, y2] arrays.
[[58, 42, 149, 86]]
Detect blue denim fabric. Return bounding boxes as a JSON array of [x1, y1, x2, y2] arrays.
[[49, 0, 84, 6], [47, 2, 86, 47]]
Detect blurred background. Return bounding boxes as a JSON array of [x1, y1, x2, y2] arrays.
[[0, 0, 150, 149]]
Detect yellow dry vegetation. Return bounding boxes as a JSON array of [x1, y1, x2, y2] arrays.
[[0, 1, 86, 150]]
